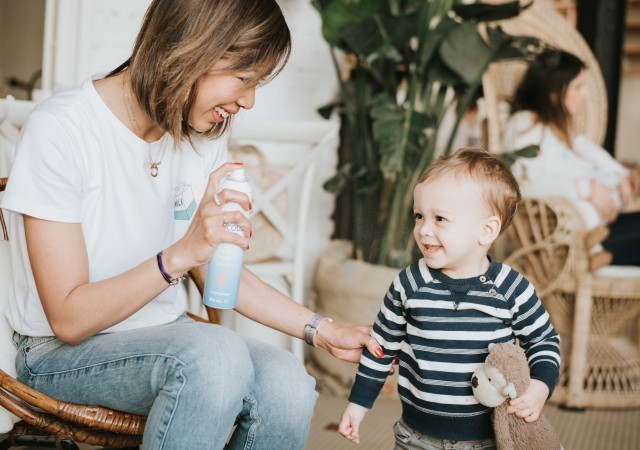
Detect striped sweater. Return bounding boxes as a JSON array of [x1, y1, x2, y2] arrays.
[[348, 258, 561, 441]]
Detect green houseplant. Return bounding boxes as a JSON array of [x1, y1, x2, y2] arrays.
[[312, 0, 541, 268]]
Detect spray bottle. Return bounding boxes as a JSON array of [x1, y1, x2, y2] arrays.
[[203, 168, 252, 309]]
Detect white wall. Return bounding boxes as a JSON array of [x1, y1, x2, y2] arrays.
[[616, 74, 640, 165], [0, 0, 46, 100], [42, 0, 148, 94]]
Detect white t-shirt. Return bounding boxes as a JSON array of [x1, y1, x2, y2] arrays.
[[502, 111, 628, 229], [1, 77, 227, 336]]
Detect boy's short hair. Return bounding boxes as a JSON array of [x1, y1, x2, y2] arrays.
[[418, 148, 521, 234]]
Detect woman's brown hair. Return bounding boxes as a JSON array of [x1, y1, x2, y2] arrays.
[[511, 49, 586, 146], [109, 0, 291, 142]]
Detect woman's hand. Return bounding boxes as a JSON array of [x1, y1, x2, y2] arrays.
[[506, 379, 549, 423], [313, 320, 384, 363], [626, 166, 640, 196], [618, 175, 634, 208], [173, 162, 252, 270], [589, 179, 619, 223]]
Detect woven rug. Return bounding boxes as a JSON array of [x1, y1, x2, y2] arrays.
[[306, 393, 640, 450], [3, 395, 637, 449]]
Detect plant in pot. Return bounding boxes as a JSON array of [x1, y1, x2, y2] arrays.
[[308, 0, 541, 390]]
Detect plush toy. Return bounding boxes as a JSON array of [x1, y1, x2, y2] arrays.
[[471, 343, 562, 450]]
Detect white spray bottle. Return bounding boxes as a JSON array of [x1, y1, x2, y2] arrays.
[[203, 168, 252, 309]]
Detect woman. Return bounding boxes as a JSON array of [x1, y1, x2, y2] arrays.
[[502, 49, 640, 266], [1, 1, 382, 448]]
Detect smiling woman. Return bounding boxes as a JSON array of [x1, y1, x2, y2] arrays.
[[0, 0, 384, 449], [186, 60, 259, 133], [111, 0, 291, 142]]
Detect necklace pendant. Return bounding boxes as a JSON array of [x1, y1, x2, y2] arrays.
[[150, 162, 160, 177]]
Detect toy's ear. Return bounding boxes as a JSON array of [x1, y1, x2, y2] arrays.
[[488, 343, 496, 351], [503, 382, 517, 399]]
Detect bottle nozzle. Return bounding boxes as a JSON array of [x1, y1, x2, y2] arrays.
[[227, 167, 248, 182]]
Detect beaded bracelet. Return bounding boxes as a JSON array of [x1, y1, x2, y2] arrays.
[[156, 251, 185, 285]]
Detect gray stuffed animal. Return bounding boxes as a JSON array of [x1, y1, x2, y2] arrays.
[[471, 343, 562, 450]]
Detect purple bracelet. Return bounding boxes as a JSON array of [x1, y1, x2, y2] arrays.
[[156, 251, 185, 285]]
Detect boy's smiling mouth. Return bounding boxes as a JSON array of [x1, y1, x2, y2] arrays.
[[423, 244, 443, 253]]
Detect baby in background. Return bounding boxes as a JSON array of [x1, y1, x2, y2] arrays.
[[338, 148, 561, 449]]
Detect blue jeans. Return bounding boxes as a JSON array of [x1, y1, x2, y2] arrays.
[[14, 314, 318, 449]]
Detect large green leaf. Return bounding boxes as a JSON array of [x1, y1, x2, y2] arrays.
[[415, 11, 458, 70], [313, 0, 388, 47], [340, 18, 403, 63], [452, 0, 532, 22], [322, 162, 382, 195], [439, 22, 493, 84], [484, 26, 543, 61], [498, 144, 539, 167], [424, 53, 464, 85], [371, 94, 433, 179], [379, 13, 420, 56]]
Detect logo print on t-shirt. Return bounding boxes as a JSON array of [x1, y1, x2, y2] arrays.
[[174, 182, 197, 220]]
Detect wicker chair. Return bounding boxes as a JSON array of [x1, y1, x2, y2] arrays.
[[505, 197, 640, 409], [0, 176, 215, 449], [483, 1, 640, 409], [482, 0, 607, 154]]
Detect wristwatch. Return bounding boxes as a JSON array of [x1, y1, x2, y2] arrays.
[[303, 313, 332, 347]]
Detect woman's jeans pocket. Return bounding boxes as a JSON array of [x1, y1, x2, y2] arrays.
[[15, 335, 63, 378]]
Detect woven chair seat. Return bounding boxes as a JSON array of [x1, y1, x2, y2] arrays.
[[0, 368, 144, 448]]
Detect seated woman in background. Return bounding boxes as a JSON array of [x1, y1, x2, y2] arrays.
[[502, 49, 640, 268]]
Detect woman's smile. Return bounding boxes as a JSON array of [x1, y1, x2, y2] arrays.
[[211, 106, 230, 123]]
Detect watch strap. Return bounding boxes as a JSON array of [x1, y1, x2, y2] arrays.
[[304, 313, 332, 347]]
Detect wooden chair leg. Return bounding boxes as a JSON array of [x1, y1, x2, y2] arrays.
[[566, 274, 593, 409], [0, 434, 139, 449], [0, 433, 71, 449], [57, 439, 81, 450], [0, 435, 11, 450]]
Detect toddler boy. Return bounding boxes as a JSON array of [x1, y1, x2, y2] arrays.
[[338, 148, 560, 449]]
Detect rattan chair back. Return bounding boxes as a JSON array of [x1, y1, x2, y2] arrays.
[[482, 0, 607, 153]]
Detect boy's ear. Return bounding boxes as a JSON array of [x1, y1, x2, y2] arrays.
[[479, 215, 501, 246]]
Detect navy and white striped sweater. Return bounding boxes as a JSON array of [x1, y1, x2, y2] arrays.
[[348, 258, 560, 441]]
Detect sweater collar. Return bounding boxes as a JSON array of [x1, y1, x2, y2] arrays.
[[426, 257, 501, 290]]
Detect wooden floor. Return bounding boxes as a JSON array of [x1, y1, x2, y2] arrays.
[[306, 394, 640, 450], [3, 393, 639, 449]]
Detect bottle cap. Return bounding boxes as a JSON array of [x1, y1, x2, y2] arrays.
[[227, 167, 248, 182]]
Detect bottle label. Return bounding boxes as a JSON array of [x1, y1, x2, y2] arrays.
[[203, 168, 251, 309], [203, 243, 243, 308], [224, 222, 244, 235]]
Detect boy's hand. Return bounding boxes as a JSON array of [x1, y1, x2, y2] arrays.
[[507, 379, 549, 423], [338, 403, 368, 444]]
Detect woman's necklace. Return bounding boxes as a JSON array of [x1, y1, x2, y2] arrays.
[[122, 75, 166, 177]]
